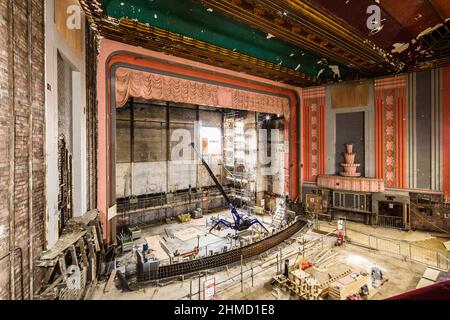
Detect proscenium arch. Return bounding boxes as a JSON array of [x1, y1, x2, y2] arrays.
[[100, 48, 301, 243]]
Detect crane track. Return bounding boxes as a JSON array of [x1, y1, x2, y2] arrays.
[[134, 219, 306, 285]]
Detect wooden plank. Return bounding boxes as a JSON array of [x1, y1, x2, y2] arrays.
[[36, 259, 58, 267], [40, 275, 63, 296], [72, 209, 98, 226], [58, 254, 68, 284], [90, 226, 100, 252], [87, 241, 97, 282], [69, 245, 78, 266], [78, 239, 88, 267], [329, 274, 370, 300], [104, 269, 117, 293], [40, 231, 86, 260], [443, 240, 450, 251], [43, 265, 57, 285]]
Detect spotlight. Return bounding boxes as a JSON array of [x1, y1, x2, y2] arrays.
[[266, 115, 271, 120]]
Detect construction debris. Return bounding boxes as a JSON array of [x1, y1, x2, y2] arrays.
[[328, 273, 370, 300], [178, 213, 192, 223], [104, 269, 118, 293], [36, 210, 103, 300]]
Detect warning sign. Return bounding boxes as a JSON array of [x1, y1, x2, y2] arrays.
[[204, 277, 215, 300]]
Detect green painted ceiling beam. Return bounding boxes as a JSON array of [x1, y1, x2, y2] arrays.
[[101, 0, 358, 80]]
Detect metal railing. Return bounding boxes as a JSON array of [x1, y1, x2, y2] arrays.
[[377, 215, 404, 229], [130, 219, 306, 284], [313, 217, 450, 271], [176, 225, 314, 300], [343, 226, 450, 271]]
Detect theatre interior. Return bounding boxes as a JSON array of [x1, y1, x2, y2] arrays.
[[1, 0, 450, 300]]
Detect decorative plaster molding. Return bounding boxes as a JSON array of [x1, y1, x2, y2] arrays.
[[115, 67, 290, 115]]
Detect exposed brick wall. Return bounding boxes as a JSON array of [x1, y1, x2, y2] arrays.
[[410, 193, 450, 233], [0, 0, 10, 300], [0, 0, 46, 300]]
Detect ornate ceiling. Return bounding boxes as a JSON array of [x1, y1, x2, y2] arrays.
[[80, 0, 450, 87]]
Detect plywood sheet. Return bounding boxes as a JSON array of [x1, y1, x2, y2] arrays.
[[443, 240, 450, 251], [423, 268, 440, 281], [173, 227, 205, 241], [416, 278, 435, 289]]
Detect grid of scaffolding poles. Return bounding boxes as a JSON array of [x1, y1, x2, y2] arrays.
[[222, 110, 257, 210]]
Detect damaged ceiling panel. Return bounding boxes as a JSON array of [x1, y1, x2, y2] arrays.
[[97, 0, 358, 84], [81, 0, 450, 87], [310, 0, 450, 71]]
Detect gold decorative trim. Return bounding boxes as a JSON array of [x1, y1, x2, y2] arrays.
[[200, 0, 405, 73], [79, 0, 319, 86]]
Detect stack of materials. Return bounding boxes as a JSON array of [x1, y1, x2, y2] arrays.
[[328, 272, 370, 300], [254, 206, 265, 215], [305, 193, 324, 213], [289, 269, 322, 300], [311, 248, 338, 271], [416, 267, 445, 289], [127, 227, 142, 240], [191, 208, 203, 219], [178, 213, 191, 223], [287, 262, 353, 300]]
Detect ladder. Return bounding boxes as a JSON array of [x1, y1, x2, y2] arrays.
[[271, 197, 287, 227]]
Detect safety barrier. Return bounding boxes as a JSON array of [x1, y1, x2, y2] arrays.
[[134, 219, 306, 284], [316, 219, 449, 271]]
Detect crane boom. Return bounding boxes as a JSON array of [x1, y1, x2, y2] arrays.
[[189, 142, 234, 208], [190, 142, 268, 233]]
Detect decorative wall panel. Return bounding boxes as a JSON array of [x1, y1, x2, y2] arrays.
[[374, 76, 407, 188], [415, 71, 432, 189], [303, 87, 326, 182], [407, 70, 443, 191], [331, 83, 369, 109], [115, 68, 290, 115], [317, 175, 385, 193]]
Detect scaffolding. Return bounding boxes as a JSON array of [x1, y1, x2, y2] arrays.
[[223, 110, 256, 208]]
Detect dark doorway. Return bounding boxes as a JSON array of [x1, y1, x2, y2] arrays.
[[335, 112, 365, 176], [378, 202, 404, 229]]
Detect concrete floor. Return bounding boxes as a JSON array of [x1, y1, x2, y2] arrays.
[[121, 209, 273, 263], [91, 215, 433, 300]]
